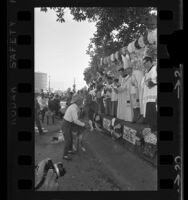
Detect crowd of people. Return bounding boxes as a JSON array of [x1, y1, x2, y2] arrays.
[[34, 56, 157, 192], [35, 55, 157, 161], [35, 90, 75, 134], [84, 55, 157, 134], [35, 88, 90, 160]]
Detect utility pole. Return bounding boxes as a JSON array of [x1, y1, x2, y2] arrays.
[[48, 75, 51, 93], [73, 77, 76, 94]]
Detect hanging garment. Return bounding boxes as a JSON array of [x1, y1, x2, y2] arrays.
[[100, 58, 103, 66], [117, 75, 134, 122], [147, 29, 157, 44], [115, 51, 120, 61], [121, 47, 127, 55], [110, 54, 115, 62], [130, 74, 140, 109], [132, 69, 144, 112], [127, 42, 133, 53], [121, 54, 131, 69], [138, 35, 145, 48]]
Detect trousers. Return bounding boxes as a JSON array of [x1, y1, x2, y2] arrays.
[[62, 119, 73, 156], [145, 102, 157, 132], [35, 111, 43, 133]]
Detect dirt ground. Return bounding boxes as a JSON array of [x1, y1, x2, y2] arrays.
[[35, 117, 157, 191], [35, 119, 122, 191]]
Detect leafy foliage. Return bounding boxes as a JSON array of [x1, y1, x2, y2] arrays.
[[40, 7, 157, 85]]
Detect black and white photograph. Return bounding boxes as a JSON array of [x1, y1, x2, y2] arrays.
[[34, 7, 157, 191]]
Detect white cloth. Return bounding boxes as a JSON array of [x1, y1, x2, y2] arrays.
[[132, 70, 144, 88], [138, 35, 145, 48], [64, 103, 85, 127], [105, 84, 112, 99], [142, 65, 157, 117], [130, 74, 140, 108], [117, 75, 133, 122], [110, 54, 115, 62], [121, 54, 130, 69], [140, 77, 145, 115], [132, 70, 144, 109], [127, 42, 133, 53], [111, 83, 118, 101]]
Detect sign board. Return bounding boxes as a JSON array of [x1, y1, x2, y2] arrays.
[[123, 126, 138, 145], [103, 118, 112, 132], [142, 128, 157, 145], [113, 123, 123, 138]]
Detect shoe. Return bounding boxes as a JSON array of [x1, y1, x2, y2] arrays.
[[63, 155, 72, 160]]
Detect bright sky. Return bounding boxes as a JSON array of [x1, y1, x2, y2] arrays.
[[35, 8, 96, 91]]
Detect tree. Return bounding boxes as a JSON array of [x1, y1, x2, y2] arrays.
[[41, 7, 157, 85], [83, 66, 98, 85]]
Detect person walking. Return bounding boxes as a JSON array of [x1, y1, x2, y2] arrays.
[[38, 93, 48, 123], [61, 94, 86, 160], [35, 97, 44, 134]]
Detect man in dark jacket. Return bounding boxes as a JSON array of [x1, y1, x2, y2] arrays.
[[46, 95, 56, 125], [53, 94, 61, 118]]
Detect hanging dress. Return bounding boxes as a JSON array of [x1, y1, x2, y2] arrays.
[[117, 75, 134, 122]]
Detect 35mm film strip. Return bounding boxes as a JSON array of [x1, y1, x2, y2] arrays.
[[7, 0, 183, 199]]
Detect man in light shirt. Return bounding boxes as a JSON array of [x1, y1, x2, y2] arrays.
[[62, 94, 86, 160], [38, 93, 48, 123]]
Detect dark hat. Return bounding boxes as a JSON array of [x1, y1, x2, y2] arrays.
[[70, 94, 83, 104]]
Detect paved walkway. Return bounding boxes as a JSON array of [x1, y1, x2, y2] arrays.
[[83, 129, 157, 190], [35, 119, 157, 190]]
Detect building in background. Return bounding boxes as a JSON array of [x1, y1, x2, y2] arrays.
[[35, 72, 47, 93]]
